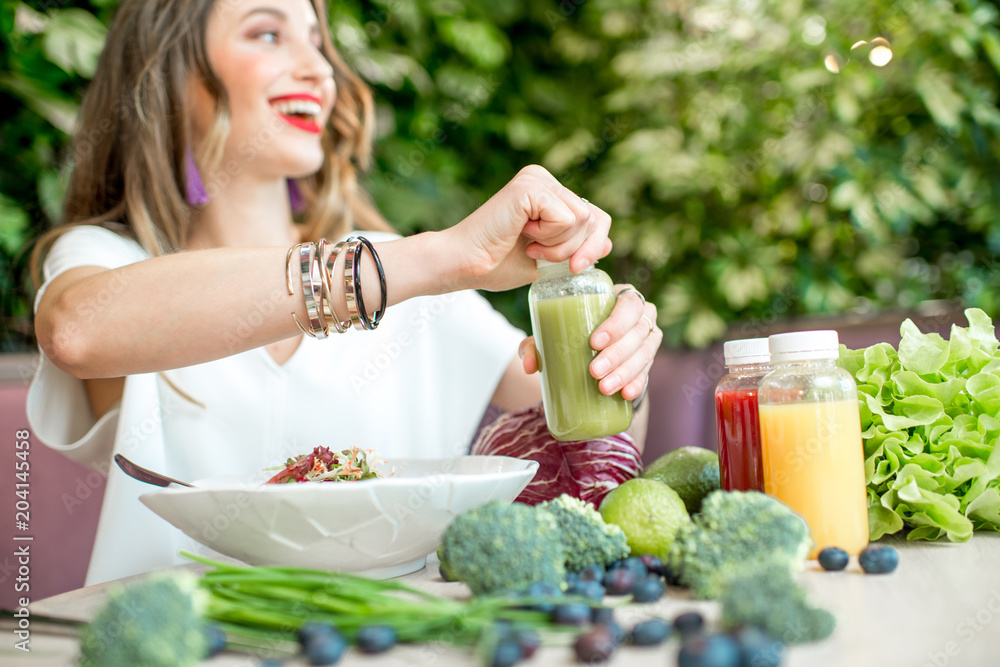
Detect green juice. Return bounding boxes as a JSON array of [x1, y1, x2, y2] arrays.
[[530, 292, 633, 441]]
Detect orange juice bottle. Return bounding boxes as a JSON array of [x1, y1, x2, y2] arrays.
[[758, 330, 869, 558]]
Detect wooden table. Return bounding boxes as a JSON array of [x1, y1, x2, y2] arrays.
[[6, 533, 1000, 667]]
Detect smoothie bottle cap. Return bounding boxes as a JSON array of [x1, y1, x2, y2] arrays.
[[768, 330, 840, 362], [723, 338, 770, 365]]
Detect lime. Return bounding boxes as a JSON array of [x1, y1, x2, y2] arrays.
[[641, 447, 720, 514], [598, 478, 690, 560]]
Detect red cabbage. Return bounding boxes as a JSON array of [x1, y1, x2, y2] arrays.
[[471, 404, 642, 507]]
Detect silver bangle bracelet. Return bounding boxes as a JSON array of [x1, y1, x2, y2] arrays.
[[342, 239, 365, 331], [299, 242, 327, 339], [318, 240, 350, 334]]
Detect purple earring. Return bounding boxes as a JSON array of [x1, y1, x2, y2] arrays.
[[185, 147, 210, 206], [288, 179, 306, 213]]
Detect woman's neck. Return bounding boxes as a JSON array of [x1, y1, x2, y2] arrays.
[[186, 176, 300, 250]]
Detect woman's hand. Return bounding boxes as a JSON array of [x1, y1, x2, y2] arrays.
[[445, 165, 612, 292], [519, 285, 661, 402]]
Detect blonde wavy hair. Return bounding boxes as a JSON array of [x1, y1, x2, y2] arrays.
[[30, 0, 392, 286]]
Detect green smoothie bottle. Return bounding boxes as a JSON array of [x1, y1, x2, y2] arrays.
[[528, 259, 633, 441]]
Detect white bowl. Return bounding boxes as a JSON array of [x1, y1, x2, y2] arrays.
[[139, 455, 537, 579]]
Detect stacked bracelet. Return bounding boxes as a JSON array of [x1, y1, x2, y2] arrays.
[[318, 240, 350, 334], [355, 236, 387, 328], [284, 235, 387, 336], [300, 242, 327, 339]]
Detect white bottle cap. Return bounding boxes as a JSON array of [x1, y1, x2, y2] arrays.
[[723, 338, 770, 365], [768, 330, 840, 362]]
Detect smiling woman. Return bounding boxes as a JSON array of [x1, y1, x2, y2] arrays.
[[25, 0, 660, 586]]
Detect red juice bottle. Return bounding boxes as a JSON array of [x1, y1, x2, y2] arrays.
[[714, 338, 771, 492]]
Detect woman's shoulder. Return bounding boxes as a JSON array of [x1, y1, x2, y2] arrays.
[[37, 223, 150, 300], [47, 223, 149, 263]]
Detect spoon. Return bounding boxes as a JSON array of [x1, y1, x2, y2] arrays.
[[114, 453, 194, 488]]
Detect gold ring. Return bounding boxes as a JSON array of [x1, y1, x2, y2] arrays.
[[641, 314, 655, 335]]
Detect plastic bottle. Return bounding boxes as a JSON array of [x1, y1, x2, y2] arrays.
[[528, 260, 633, 441], [757, 330, 869, 558], [714, 338, 771, 492]]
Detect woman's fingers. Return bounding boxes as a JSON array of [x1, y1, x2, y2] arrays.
[[591, 286, 646, 350], [515, 166, 611, 272], [589, 285, 661, 396], [518, 336, 539, 374]]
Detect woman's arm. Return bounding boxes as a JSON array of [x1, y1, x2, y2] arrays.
[[37, 234, 452, 378], [37, 166, 611, 379]]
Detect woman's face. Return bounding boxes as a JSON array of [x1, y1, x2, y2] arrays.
[[191, 0, 336, 180]]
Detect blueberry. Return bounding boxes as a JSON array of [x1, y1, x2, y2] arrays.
[[259, 660, 284, 667], [631, 575, 665, 603], [492, 619, 514, 638], [297, 621, 338, 647], [304, 631, 348, 666], [603, 567, 637, 595], [673, 611, 705, 638], [553, 602, 593, 625], [569, 579, 605, 601], [621, 556, 649, 579], [573, 625, 617, 663], [859, 544, 899, 574], [731, 626, 783, 667], [579, 563, 606, 582], [590, 606, 616, 625], [630, 618, 671, 646], [356, 624, 396, 654], [525, 581, 563, 612], [638, 554, 663, 572], [677, 633, 741, 667], [512, 628, 540, 659], [565, 571, 581, 586], [491, 639, 523, 667], [204, 625, 227, 657], [818, 547, 849, 571], [600, 620, 626, 646]]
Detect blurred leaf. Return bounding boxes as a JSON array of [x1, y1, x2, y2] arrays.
[[0, 71, 78, 133], [42, 8, 106, 78], [0, 196, 30, 257], [3, 0, 1000, 352]]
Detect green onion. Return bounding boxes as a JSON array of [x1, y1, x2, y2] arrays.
[[183, 552, 576, 653]]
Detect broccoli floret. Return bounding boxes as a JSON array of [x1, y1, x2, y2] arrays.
[[438, 500, 566, 595], [720, 561, 835, 643], [666, 490, 811, 599], [80, 572, 209, 666], [538, 494, 629, 571]]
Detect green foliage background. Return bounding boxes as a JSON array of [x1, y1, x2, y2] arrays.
[[2, 0, 999, 350]]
